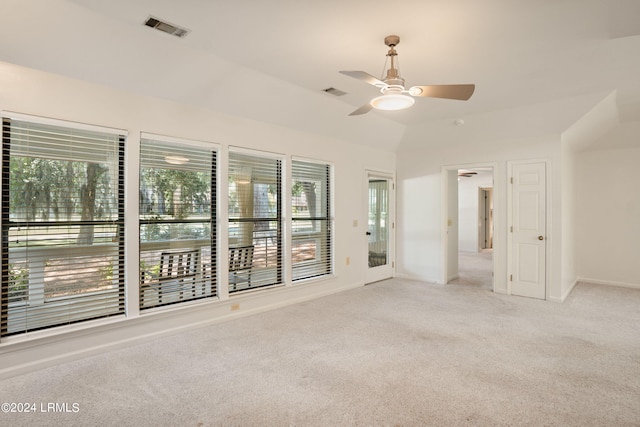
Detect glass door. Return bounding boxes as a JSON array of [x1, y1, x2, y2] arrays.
[[365, 173, 394, 283]]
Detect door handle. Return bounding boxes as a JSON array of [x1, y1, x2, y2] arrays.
[[538, 235, 544, 241], [366, 232, 372, 236]]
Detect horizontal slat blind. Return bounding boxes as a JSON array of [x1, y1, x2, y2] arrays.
[[291, 160, 332, 280], [2, 118, 125, 337], [139, 137, 216, 309], [228, 151, 282, 292]]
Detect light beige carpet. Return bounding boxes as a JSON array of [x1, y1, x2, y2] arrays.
[[450, 250, 494, 290], [1, 278, 639, 426]]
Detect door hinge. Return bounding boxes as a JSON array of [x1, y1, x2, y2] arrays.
[[392, 261, 395, 268], [510, 274, 513, 281], [510, 226, 513, 232], [510, 177, 513, 184]]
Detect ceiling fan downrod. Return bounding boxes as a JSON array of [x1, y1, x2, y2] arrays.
[[383, 35, 404, 87]]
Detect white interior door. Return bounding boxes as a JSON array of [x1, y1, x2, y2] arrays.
[[509, 161, 546, 299], [365, 173, 394, 283]]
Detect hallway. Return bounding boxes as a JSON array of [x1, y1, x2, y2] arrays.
[[450, 249, 493, 291]]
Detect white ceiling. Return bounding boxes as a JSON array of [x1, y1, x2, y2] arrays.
[[1, 0, 639, 151]]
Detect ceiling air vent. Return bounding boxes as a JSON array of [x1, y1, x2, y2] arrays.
[[323, 87, 347, 96], [144, 16, 189, 38]]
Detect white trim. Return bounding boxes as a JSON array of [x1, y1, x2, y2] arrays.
[[229, 145, 285, 159], [291, 155, 334, 168], [290, 273, 337, 287], [289, 157, 335, 285], [329, 164, 336, 278], [549, 278, 580, 302], [441, 167, 451, 285], [227, 146, 287, 290], [2, 111, 127, 136], [0, 314, 127, 347], [394, 272, 440, 284], [506, 159, 550, 299], [284, 156, 293, 286], [364, 170, 396, 284], [140, 131, 221, 150], [217, 146, 230, 300], [125, 132, 141, 318], [577, 277, 640, 290], [441, 162, 498, 293]]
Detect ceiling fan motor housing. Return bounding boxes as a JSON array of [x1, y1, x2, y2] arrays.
[[384, 69, 405, 88], [381, 85, 405, 95]]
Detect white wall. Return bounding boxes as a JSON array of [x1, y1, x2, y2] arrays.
[[458, 172, 493, 252], [0, 61, 396, 377], [559, 139, 577, 299], [575, 143, 640, 288], [559, 91, 621, 299], [446, 170, 459, 281]]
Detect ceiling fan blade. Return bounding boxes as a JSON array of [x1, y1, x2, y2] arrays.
[[410, 84, 475, 100], [348, 103, 373, 116], [339, 71, 387, 88]]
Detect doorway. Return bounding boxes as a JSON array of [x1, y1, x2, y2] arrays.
[[442, 165, 496, 291], [365, 172, 394, 284]]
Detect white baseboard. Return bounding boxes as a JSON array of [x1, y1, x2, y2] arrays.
[[493, 287, 508, 295], [394, 272, 440, 284], [549, 278, 580, 303], [577, 277, 640, 290]]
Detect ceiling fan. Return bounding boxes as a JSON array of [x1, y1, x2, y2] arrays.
[[340, 35, 475, 116], [458, 169, 478, 178]]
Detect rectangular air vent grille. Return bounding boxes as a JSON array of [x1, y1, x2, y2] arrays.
[[144, 16, 189, 38]]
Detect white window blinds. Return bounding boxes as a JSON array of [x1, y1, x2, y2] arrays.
[[228, 151, 282, 292], [139, 136, 216, 309], [1, 117, 125, 337], [291, 160, 332, 281]]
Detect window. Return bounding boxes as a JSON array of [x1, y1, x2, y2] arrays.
[[228, 150, 282, 292], [139, 135, 216, 309], [1, 116, 125, 336], [291, 159, 332, 280]]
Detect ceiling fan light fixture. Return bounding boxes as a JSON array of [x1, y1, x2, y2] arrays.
[[370, 93, 415, 111]]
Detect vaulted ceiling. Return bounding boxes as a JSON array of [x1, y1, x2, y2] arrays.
[[1, 0, 639, 151]]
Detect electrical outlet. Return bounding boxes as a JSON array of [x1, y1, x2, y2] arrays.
[[230, 303, 240, 311]]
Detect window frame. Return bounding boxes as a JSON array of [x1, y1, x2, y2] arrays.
[[228, 147, 284, 293], [1, 113, 126, 337], [138, 133, 218, 310], [290, 157, 334, 282]]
